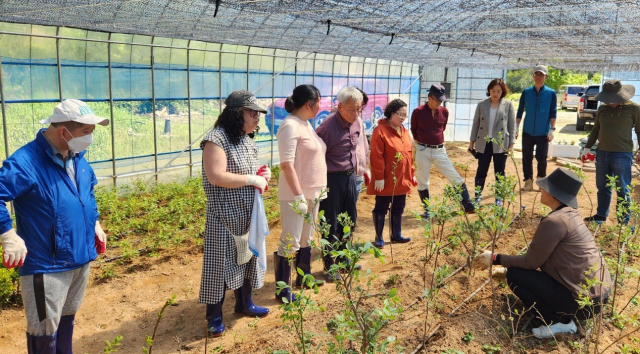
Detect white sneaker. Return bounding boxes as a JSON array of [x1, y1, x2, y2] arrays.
[[521, 179, 533, 191], [532, 320, 577, 339]]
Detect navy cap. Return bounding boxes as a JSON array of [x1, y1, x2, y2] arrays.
[[429, 84, 447, 102]]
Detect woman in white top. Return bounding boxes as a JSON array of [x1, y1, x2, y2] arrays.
[[468, 78, 516, 203], [275, 84, 327, 302]]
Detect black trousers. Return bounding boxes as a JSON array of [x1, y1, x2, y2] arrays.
[[319, 173, 358, 257], [372, 195, 407, 217], [507, 267, 605, 324], [521, 133, 549, 181], [476, 142, 508, 179]]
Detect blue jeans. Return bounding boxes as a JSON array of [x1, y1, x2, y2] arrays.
[[355, 175, 364, 197], [595, 150, 633, 222]]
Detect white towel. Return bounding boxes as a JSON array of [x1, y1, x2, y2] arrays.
[[248, 190, 270, 270]]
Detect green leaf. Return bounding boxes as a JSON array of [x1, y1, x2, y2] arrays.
[[388, 288, 397, 297]]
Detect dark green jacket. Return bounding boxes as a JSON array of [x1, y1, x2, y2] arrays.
[[585, 101, 640, 152]]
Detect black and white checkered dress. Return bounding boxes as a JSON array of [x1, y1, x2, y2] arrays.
[[198, 127, 265, 304]]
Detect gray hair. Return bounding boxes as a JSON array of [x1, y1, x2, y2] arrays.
[[337, 86, 363, 105]]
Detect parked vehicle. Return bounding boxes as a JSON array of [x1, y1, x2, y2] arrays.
[[265, 93, 387, 135], [557, 84, 587, 110], [576, 84, 601, 131]]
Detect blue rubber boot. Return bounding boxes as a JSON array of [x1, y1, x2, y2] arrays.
[[390, 213, 411, 243], [205, 292, 225, 337], [56, 315, 75, 354], [234, 278, 269, 317], [295, 247, 325, 288], [26, 333, 56, 354]]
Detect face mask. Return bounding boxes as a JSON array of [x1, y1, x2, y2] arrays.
[[63, 127, 93, 152]]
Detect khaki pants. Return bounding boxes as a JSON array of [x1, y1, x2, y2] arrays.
[[277, 199, 319, 256]]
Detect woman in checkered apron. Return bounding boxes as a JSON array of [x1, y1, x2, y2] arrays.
[[199, 90, 271, 337]]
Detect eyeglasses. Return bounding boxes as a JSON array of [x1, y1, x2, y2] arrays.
[[244, 109, 261, 118], [341, 105, 363, 114], [394, 112, 408, 118]]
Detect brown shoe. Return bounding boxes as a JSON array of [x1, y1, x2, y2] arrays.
[[521, 179, 533, 191]]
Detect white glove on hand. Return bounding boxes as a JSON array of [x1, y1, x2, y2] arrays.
[[257, 165, 271, 181], [472, 250, 492, 270], [515, 123, 520, 139], [95, 221, 107, 254], [547, 130, 555, 142], [491, 266, 508, 279], [293, 194, 308, 215], [0, 229, 27, 268], [374, 179, 385, 192], [246, 175, 267, 194]]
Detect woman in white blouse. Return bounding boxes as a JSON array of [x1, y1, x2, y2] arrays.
[[468, 78, 516, 204]]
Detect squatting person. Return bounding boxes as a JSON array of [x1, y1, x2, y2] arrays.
[[473, 168, 611, 339]]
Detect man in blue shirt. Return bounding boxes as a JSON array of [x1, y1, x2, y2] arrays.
[[516, 65, 557, 191], [0, 99, 108, 353]]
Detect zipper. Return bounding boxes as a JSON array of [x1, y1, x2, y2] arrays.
[[533, 88, 539, 136]]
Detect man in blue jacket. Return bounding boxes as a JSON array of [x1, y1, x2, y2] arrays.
[[0, 99, 108, 353], [516, 65, 557, 191]]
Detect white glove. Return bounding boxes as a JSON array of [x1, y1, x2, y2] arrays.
[[257, 165, 271, 181], [293, 194, 308, 215], [246, 175, 267, 194], [515, 123, 520, 139], [547, 130, 555, 142], [491, 266, 507, 279], [472, 250, 492, 270], [0, 229, 27, 268], [581, 148, 590, 161], [95, 221, 107, 244], [374, 179, 385, 192]]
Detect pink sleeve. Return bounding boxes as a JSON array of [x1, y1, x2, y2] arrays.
[[276, 121, 299, 164]]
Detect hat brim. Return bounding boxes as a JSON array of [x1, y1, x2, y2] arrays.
[[245, 103, 267, 114], [39, 116, 110, 126], [594, 85, 635, 104], [536, 178, 578, 209], [534, 70, 548, 75], [432, 94, 447, 102]]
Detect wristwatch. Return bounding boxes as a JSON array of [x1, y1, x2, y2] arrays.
[[550, 127, 556, 131]]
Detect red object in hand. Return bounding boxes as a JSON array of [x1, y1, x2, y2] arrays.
[[256, 166, 269, 193], [95, 234, 106, 255], [364, 173, 370, 186], [411, 177, 418, 187], [2, 252, 24, 269], [581, 152, 595, 163]]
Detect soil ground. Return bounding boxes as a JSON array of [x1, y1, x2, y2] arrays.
[[1, 110, 639, 354]]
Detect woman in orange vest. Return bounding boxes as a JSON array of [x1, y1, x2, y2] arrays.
[[367, 98, 416, 248]]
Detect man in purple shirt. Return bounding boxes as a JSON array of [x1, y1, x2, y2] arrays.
[[316, 86, 363, 282]]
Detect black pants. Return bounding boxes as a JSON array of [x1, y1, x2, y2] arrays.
[[507, 267, 605, 324], [373, 195, 407, 217], [521, 133, 549, 181], [319, 173, 358, 256], [476, 142, 508, 179]]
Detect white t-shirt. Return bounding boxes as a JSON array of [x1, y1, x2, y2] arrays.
[[488, 107, 498, 138]]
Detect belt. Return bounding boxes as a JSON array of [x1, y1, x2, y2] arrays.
[[417, 142, 444, 149], [328, 168, 355, 176]]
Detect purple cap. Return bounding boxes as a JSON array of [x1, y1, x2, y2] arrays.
[[429, 84, 447, 102]]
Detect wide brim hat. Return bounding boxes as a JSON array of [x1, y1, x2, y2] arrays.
[[40, 99, 109, 126], [224, 90, 268, 113], [535, 167, 582, 209], [594, 79, 635, 104]]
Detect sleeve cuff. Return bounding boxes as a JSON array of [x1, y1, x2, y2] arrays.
[[492, 254, 501, 266]]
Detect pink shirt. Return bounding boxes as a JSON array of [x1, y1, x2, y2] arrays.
[[276, 114, 327, 201]]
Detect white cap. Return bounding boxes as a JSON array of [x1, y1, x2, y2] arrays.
[[40, 99, 109, 126]]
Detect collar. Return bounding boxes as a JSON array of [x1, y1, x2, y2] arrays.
[[36, 129, 79, 162], [336, 112, 352, 129]]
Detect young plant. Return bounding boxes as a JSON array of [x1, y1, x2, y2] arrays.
[[142, 294, 176, 354], [103, 335, 123, 353]]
